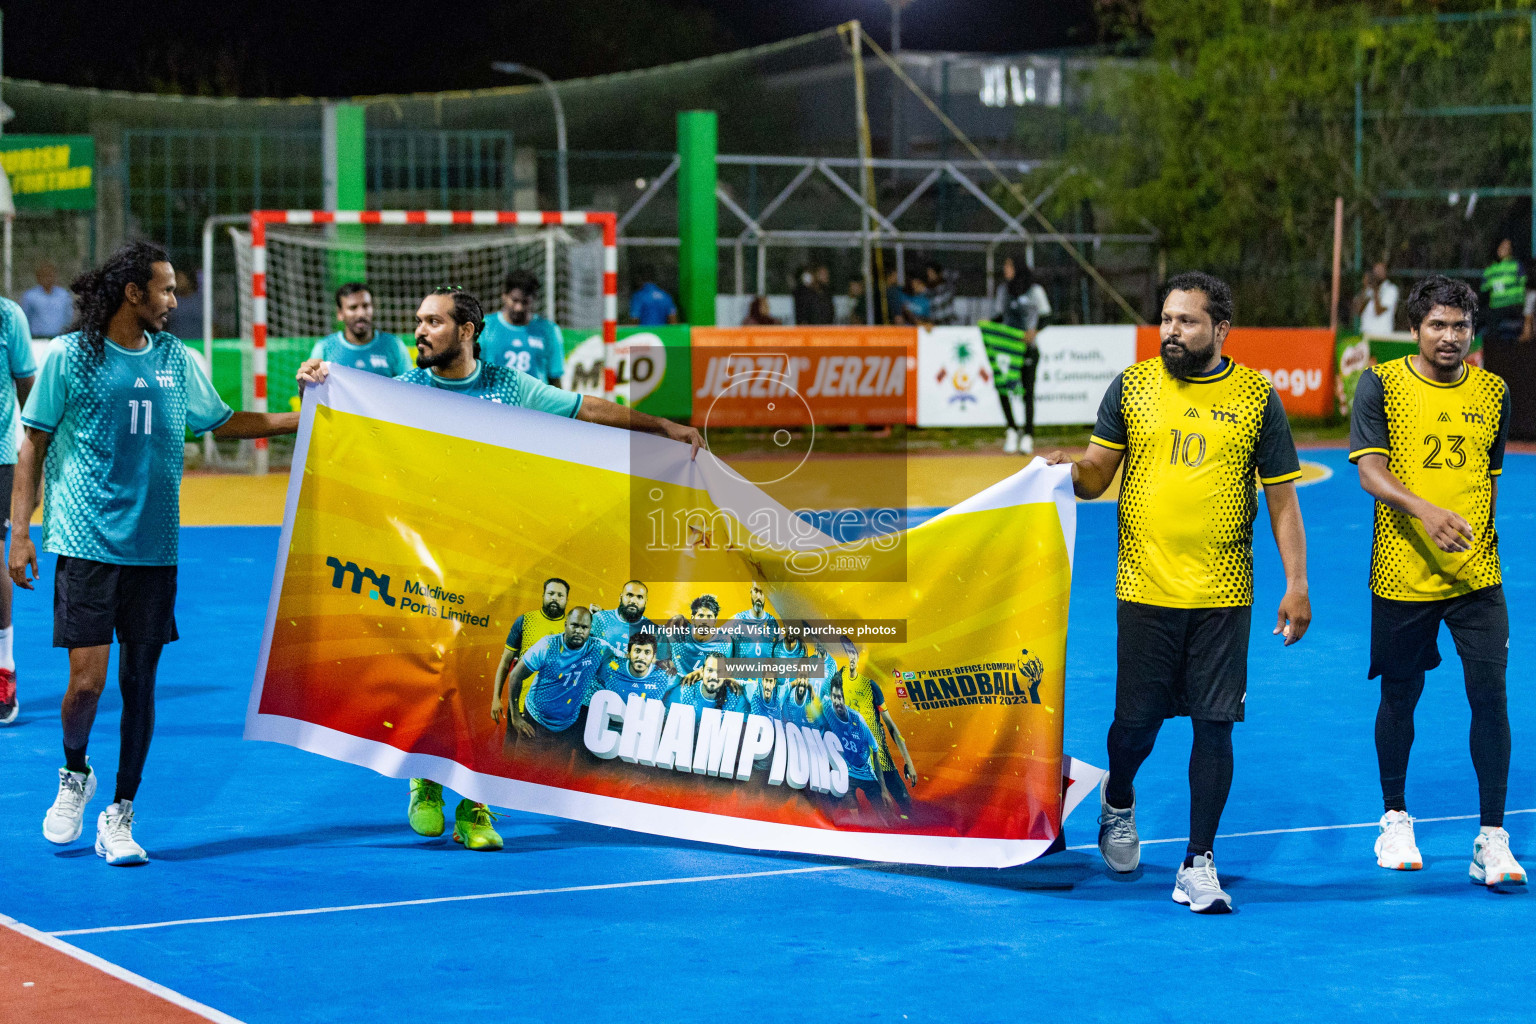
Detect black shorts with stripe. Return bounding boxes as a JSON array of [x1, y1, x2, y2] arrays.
[[1115, 600, 1251, 725]]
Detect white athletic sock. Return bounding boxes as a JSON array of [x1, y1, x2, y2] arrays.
[[0, 626, 13, 671], [1480, 825, 1504, 837]]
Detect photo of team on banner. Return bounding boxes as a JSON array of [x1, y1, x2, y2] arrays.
[[484, 577, 919, 822]]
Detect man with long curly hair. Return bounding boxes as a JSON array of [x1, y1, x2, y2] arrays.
[[10, 240, 299, 866]]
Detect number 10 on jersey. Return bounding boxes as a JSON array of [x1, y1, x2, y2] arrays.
[[1168, 428, 1206, 467], [128, 399, 153, 435]]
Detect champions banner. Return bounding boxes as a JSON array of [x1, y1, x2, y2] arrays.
[[246, 367, 1098, 868]]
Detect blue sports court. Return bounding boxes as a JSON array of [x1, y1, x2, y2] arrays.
[[2, 448, 1531, 1023]]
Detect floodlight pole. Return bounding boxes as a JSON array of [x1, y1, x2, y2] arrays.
[[493, 62, 569, 211]]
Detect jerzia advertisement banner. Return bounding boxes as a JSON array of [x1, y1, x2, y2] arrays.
[[246, 368, 1098, 867]]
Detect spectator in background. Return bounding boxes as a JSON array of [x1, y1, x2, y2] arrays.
[[163, 270, 204, 340], [846, 278, 867, 325], [904, 272, 932, 325], [1353, 261, 1399, 337], [991, 255, 1053, 328], [881, 266, 908, 325], [810, 265, 836, 324], [925, 260, 959, 326], [1521, 262, 1536, 342], [628, 268, 679, 326], [742, 296, 780, 326], [20, 262, 74, 338], [983, 257, 1047, 455], [1480, 238, 1526, 342], [792, 266, 817, 325]]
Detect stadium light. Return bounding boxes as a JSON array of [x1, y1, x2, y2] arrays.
[[492, 62, 569, 211]]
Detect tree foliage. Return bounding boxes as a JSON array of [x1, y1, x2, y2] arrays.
[[1068, 1, 1536, 325]]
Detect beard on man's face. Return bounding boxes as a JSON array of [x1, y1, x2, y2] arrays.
[[415, 339, 461, 370], [1160, 337, 1217, 379]]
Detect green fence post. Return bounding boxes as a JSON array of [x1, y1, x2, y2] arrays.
[[676, 110, 717, 326], [325, 103, 367, 293]]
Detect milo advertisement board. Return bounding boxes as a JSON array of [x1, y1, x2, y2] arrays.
[[561, 325, 691, 418]]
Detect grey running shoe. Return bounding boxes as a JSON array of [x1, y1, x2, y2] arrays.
[[1097, 774, 1140, 872], [1173, 852, 1233, 913]]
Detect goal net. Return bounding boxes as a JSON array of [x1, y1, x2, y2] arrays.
[[230, 210, 617, 472]]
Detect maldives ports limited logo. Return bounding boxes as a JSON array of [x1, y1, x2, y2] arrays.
[[325, 556, 396, 606], [323, 555, 491, 627]]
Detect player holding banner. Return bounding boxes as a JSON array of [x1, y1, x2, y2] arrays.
[[297, 286, 702, 852], [1046, 271, 1310, 914], [1349, 276, 1524, 886]]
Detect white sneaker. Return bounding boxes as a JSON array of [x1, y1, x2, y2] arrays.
[[1019, 433, 1034, 455], [1374, 810, 1423, 870], [95, 801, 149, 866], [1470, 827, 1526, 887], [43, 765, 97, 844], [1003, 428, 1019, 454], [1172, 852, 1233, 913]]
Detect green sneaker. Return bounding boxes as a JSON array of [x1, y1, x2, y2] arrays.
[[407, 779, 445, 837], [451, 799, 503, 851]]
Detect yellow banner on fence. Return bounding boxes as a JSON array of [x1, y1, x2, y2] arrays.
[[246, 367, 1095, 867]]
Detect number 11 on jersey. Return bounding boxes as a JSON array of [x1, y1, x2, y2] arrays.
[[129, 399, 153, 435]]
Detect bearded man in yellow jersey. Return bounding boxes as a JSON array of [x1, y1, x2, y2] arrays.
[[1349, 275, 1525, 888], [1046, 272, 1311, 914]]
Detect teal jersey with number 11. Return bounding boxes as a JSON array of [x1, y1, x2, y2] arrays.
[[22, 332, 233, 566]]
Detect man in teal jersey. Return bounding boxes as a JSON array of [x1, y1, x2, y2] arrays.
[[667, 594, 739, 676], [588, 581, 671, 666], [780, 671, 822, 729], [587, 631, 675, 704], [495, 606, 607, 739], [731, 582, 781, 660], [308, 282, 413, 377], [0, 296, 37, 726], [10, 241, 298, 866], [297, 285, 703, 850], [477, 269, 564, 385], [1480, 238, 1527, 342], [821, 673, 889, 813], [664, 652, 750, 715]]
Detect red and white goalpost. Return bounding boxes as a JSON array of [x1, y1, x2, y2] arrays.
[[244, 209, 618, 474]]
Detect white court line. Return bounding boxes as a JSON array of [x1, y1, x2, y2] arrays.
[[0, 914, 248, 1023], [43, 808, 1536, 938], [1065, 807, 1536, 851], [47, 862, 867, 937]]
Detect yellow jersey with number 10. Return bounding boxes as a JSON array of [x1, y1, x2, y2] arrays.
[[1090, 357, 1301, 609], [1348, 357, 1509, 602]]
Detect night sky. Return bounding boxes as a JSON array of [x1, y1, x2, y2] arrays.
[[1, 0, 1099, 97]]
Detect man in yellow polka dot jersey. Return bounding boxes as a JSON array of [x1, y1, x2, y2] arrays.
[[1349, 275, 1525, 887], [1047, 272, 1311, 913]]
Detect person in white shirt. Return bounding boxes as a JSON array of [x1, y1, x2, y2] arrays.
[[1354, 262, 1399, 336]]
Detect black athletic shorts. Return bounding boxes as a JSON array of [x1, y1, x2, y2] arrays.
[[53, 555, 179, 648], [1116, 600, 1251, 725], [881, 767, 912, 808], [0, 464, 11, 542], [1369, 585, 1508, 680], [849, 775, 884, 805]]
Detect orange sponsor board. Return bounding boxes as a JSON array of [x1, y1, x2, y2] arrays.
[[1135, 326, 1337, 418], [691, 326, 918, 427]]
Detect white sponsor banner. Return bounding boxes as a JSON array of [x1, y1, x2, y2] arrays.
[[917, 325, 1136, 428]]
